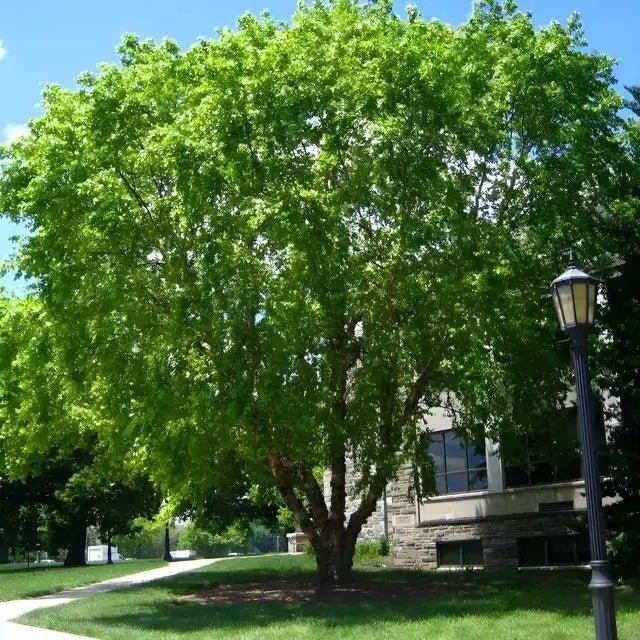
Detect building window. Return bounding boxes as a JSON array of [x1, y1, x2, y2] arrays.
[[437, 540, 484, 567], [517, 535, 590, 567], [427, 430, 488, 494], [502, 407, 583, 488]]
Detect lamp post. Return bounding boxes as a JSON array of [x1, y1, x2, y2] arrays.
[[163, 523, 172, 562], [551, 266, 617, 640]]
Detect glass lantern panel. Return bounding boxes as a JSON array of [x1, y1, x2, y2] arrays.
[[571, 281, 589, 325], [553, 290, 565, 329], [556, 283, 576, 328], [587, 283, 597, 324]]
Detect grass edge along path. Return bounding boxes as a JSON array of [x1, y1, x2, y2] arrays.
[[0, 560, 168, 602], [19, 555, 640, 640]]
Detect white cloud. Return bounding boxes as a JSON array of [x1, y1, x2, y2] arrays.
[[2, 123, 29, 144], [0, 40, 6, 61]]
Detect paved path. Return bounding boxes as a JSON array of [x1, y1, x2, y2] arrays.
[[0, 558, 220, 639]]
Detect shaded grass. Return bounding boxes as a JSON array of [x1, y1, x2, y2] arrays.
[[0, 561, 61, 571], [0, 559, 167, 601], [21, 555, 640, 639]]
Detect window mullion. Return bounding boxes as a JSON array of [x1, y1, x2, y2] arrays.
[[442, 433, 448, 493], [442, 433, 447, 474], [465, 439, 470, 491]]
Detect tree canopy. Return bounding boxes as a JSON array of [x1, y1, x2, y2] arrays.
[[597, 85, 640, 577], [0, 0, 629, 582]]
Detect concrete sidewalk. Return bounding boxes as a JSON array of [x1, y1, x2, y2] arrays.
[[0, 558, 220, 639]]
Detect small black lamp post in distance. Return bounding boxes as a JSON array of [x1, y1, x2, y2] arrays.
[[163, 523, 172, 562], [107, 529, 112, 565], [551, 266, 617, 640]]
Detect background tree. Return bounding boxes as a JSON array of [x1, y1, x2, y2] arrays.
[[597, 85, 640, 577], [0, 296, 160, 565], [0, 0, 627, 584], [0, 478, 34, 563], [93, 474, 160, 563]]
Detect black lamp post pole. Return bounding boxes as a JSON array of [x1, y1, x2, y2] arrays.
[[163, 524, 172, 562], [107, 529, 112, 565], [570, 330, 617, 640]]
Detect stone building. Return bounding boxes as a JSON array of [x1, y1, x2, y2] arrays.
[[336, 401, 614, 570]]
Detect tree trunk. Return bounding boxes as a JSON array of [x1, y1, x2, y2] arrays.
[[312, 521, 358, 590], [0, 539, 9, 564], [338, 532, 355, 584], [314, 540, 334, 590], [268, 448, 388, 589], [64, 520, 87, 567]]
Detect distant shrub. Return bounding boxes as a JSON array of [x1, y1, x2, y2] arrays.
[[354, 540, 380, 560], [301, 537, 390, 560], [610, 530, 640, 579], [113, 518, 168, 558]]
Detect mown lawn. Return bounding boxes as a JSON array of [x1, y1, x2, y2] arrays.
[[20, 554, 640, 640], [0, 559, 167, 601]]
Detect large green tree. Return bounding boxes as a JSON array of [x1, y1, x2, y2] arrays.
[[0, 1, 626, 583]]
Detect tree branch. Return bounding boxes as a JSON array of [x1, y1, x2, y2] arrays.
[[266, 452, 317, 544], [328, 447, 346, 525], [402, 362, 432, 425], [114, 168, 154, 223], [295, 464, 329, 530]]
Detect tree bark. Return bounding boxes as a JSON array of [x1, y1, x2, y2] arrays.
[[63, 519, 87, 567], [313, 517, 351, 589], [268, 444, 388, 589], [0, 539, 9, 564], [327, 448, 351, 584], [267, 452, 319, 544]]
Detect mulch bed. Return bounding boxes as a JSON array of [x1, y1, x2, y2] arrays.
[[179, 577, 478, 605]]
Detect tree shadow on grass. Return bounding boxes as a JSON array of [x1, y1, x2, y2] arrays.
[[81, 570, 640, 635], [0, 565, 64, 576]]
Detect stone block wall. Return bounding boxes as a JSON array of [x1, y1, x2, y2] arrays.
[[324, 460, 417, 542], [392, 512, 585, 569]]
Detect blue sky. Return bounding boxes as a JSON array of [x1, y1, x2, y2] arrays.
[[1, 0, 639, 292]]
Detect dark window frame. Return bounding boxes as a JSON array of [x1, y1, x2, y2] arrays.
[[502, 407, 584, 489], [502, 401, 609, 490], [517, 534, 590, 567], [437, 539, 484, 567], [428, 430, 488, 495]]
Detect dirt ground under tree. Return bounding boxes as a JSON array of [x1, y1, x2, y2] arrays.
[[179, 576, 478, 605]]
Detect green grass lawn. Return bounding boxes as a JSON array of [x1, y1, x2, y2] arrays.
[[0, 559, 167, 601], [19, 554, 640, 640]]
